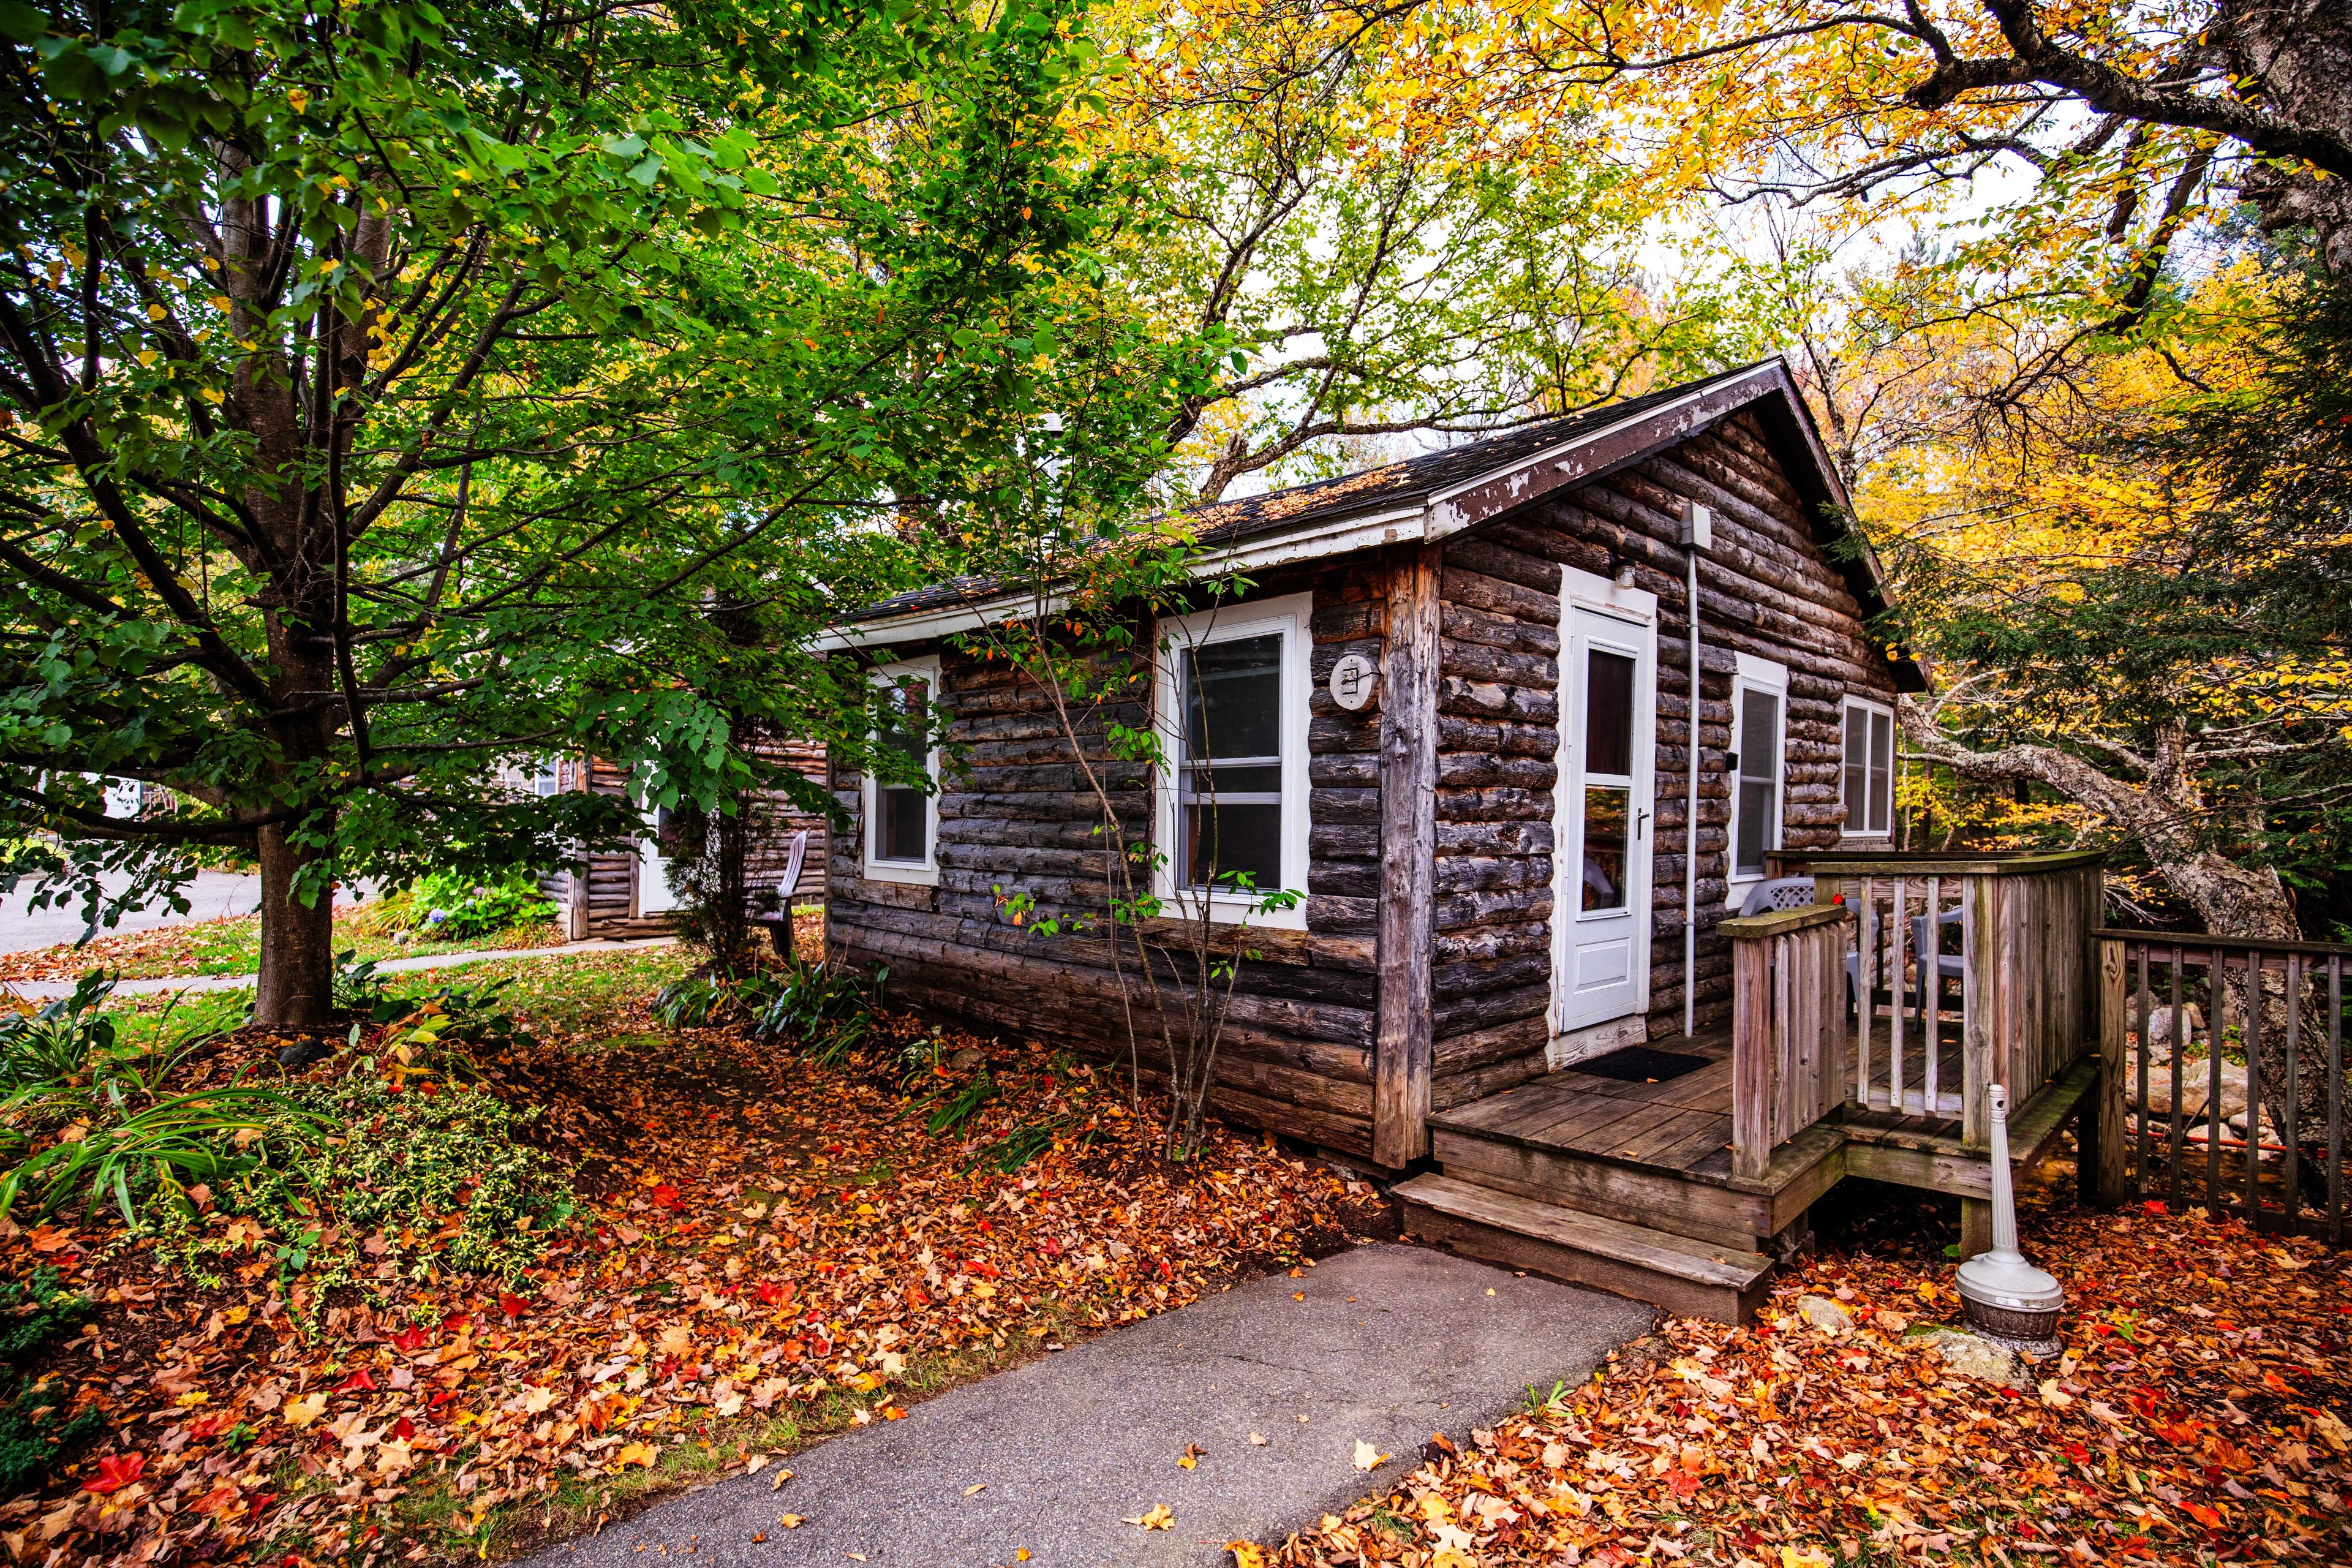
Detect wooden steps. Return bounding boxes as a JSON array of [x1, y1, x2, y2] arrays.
[[1396, 1174, 1776, 1324]]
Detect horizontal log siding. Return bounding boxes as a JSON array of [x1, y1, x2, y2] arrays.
[[824, 564, 1390, 1156], [1430, 412, 1900, 1109]]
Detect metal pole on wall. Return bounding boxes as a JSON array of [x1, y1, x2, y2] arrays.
[[1678, 500, 1713, 1039]]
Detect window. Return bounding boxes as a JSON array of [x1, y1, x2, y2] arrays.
[[1154, 593, 1310, 928], [1727, 652, 1789, 887], [862, 657, 941, 885], [530, 761, 564, 797], [1842, 697, 1896, 838], [1578, 644, 1638, 912]]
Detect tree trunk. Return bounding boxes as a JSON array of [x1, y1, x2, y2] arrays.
[[255, 820, 336, 1028]]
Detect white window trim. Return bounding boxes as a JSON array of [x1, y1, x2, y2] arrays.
[[1152, 591, 1311, 930], [1727, 650, 1790, 900], [1840, 695, 1897, 841], [862, 655, 942, 887]]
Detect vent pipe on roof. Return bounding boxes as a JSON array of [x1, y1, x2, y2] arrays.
[[1678, 500, 1713, 1039]]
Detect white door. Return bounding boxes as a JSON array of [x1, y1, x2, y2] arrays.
[[637, 802, 680, 916], [1553, 595, 1657, 1035]]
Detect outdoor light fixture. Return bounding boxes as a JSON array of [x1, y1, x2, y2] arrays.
[[1956, 1084, 2067, 1355]]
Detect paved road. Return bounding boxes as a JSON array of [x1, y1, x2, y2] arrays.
[[0, 869, 263, 954], [524, 1243, 1654, 1568]]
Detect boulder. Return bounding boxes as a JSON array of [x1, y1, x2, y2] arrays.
[[1903, 1324, 2031, 1389], [2135, 1058, 2245, 1121]]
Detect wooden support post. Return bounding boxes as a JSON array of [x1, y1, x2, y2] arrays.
[[1960, 1197, 1994, 1259], [2089, 936, 2127, 1207], [1373, 542, 1442, 1169]]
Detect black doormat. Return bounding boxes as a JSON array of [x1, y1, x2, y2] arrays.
[[1569, 1046, 1711, 1083]]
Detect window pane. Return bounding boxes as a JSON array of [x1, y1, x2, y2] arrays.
[[1180, 763, 1281, 799], [876, 785, 927, 864], [1869, 711, 1895, 834], [1736, 777, 1775, 875], [1843, 706, 1869, 828], [1580, 785, 1630, 911], [1183, 634, 1282, 762], [1739, 689, 1779, 782], [1584, 649, 1636, 777], [1183, 801, 1282, 891], [880, 678, 929, 771]]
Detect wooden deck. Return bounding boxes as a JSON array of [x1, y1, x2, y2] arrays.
[[1404, 1030, 2100, 1321]]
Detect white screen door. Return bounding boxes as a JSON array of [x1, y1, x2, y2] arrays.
[[1553, 595, 1656, 1034]]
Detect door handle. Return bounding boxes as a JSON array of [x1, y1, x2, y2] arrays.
[[1637, 808, 1651, 840]]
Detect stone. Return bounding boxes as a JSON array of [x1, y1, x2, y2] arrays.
[[946, 1047, 985, 1074], [1794, 1294, 1852, 1334], [1903, 1324, 2030, 1389], [2130, 998, 2203, 1050], [275, 1038, 334, 1070]]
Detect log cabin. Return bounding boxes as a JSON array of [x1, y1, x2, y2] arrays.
[[535, 728, 829, 941], [813, 361, 2119, 1320]]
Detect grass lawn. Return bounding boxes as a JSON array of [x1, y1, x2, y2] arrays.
[[0, 943, 1380, 1567], [0, 906, 567, 984]]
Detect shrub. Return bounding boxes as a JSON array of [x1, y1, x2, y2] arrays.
[[0, 971, 116, 1092], [750, 957, 885, 1065], [357, 870, 557, 941], [0, 1268, 104, 1494]]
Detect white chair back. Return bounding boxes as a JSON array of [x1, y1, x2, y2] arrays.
[[778, 829, 809, 905]]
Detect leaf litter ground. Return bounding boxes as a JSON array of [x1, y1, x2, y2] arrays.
[[1250, 1177, 2352, 1567], [0, 948, 1382, 1567]]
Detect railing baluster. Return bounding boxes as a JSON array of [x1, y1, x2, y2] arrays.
[[1891, 876, 1908, 1115], [2169, 944, 2186, 1211], [2330, 954, 2343, 1246], [2244, 948, 2263, 1229], [2209, 944, 2226, 1207], [1924, 873, 1942, 1118], [1853, 877, 1873, 1107], [2134, 941, 2149, 1199], [2286, 953, 2302, 1231]]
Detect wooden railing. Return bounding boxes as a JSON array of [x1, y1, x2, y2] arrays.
[[1722, 903, 1850, 1179], [2103, 930, 2351, 1242], [1775, 850, 2104, 1145]]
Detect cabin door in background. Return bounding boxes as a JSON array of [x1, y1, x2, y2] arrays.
[[1551, 574, 1658, 1039]]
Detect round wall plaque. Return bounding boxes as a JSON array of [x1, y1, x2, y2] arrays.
[[1328, 652, 1379, 712]]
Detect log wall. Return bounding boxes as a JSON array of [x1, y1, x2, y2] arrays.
[[1427, 411, 1901, 1112], [823, 559, 1394, 1158]]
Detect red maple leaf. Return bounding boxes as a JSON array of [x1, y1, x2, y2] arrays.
[[391, 1325, 430, 1353], [499, 1292, 528, 1320], [83, 1453, 145, 1493], [650, 1185, 682, 1210], [335, 1368, 377, 1393]]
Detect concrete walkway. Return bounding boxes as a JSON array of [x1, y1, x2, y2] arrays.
[[527, 1243, 1653, 1568], [9, 936, 677, 1000]]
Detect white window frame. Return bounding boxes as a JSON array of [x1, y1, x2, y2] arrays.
[[1152, 592, 1311, 930], [1840, 695, 1897, 840], [862, 655, 942, 887], [1726, 650, 1790, 901]]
